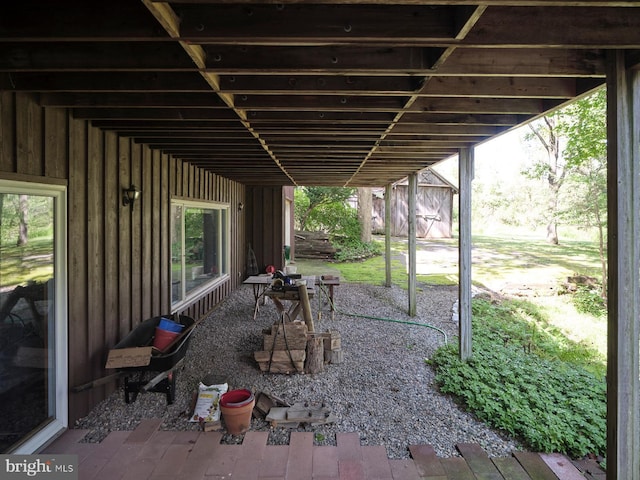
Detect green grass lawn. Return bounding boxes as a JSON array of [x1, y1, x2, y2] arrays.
[[292, 231, 607, 360]]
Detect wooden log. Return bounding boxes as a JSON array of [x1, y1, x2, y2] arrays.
[[254, 350, 306, 363], [304, 335, 324, 374], [322, 331, 341, 351], [325, 348, 344, 365], [263, 322, 308, 351], [298, 283, 315, 332], [257, 361, 304, 374]]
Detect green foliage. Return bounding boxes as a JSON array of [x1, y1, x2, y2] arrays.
[[572, 286, 607, 318], [294, 186, 355, 231], [430, 298, 606, 458], [295, 186, 379, 261]]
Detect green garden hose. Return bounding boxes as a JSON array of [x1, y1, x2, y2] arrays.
[[316, 280, 448, 345]]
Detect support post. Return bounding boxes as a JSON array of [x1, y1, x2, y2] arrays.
[[606, 50, 640, 480], [458, 148, 473, 361], [408, 172, 417, 316], [385, 183, 392, 288]]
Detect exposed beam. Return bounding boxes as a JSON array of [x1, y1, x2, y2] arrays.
[[464, 7, 640, 48], [176, 4, 460, 45]]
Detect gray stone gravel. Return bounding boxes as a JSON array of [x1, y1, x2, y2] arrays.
[[74, 281, 522, 459]]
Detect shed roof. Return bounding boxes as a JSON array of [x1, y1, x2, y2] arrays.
[[2, 1, 639, 186]]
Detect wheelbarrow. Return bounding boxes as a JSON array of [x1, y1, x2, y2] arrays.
[[111, 314, 196, 404]]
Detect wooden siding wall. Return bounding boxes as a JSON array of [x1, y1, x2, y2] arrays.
[[372, 186, 454, 239], [0, 92, 246, 422], [246, 185, 285, 273]]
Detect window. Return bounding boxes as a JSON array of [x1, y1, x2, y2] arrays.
[[171, 199, 229, 307], [0, 179, 67, 453]]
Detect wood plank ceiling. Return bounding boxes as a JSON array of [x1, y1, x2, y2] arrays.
[[1, 1, 640, 186]]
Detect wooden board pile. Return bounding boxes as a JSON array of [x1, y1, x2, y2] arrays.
[[294, 231, 336, 259], [254, 321, 342, 374]]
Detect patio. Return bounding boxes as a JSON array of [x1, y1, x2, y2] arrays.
[[43, 419, 604, 480]]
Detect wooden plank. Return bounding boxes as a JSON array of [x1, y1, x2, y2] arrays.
[[254, 350, 306, 362], [257, 361, 304, 374], [439, 457, 476, 480], [492, 456, 534, 480], [408, 444, 446, 478], [513, 451, 558, 480], [44, 106, 68, 179], [118, 136, 133, 339], [130, 142, 143, 324], [384, 183, 392, 287], [105, 347, 152, 369], [458, 147, 473, 360], [15, 93, 42, 176], [160, 153, 170, 312], [67, 114, 90, 421], [0, 92, 15, 172], [407, 172, 417, 316], [87, 125, 105, 396], [539, 453, 586, 480], [103, 130, 119, 363], [141, 146, 152, 320], [456, 443, 503, 480], [151, 149, 161, 316], [605, 50, 640, 480]]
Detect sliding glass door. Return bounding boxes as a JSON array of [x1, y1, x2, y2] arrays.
[[0, 180, 67, 453]]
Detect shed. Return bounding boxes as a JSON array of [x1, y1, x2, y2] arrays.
[[372, 168, 458, 239]]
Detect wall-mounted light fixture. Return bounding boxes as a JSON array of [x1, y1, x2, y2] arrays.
[[122, 185, 141, 210], [238, 202, 244, 212]]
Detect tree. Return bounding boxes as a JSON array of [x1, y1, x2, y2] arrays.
[[294, 186, 354, 231], [16, 195, 28, 246], [557, 88, 608, 298], [525, 115, 565, 244], [357, 187, 372, 243]]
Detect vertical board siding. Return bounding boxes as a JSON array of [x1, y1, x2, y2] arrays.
[[0, 94, 248, 422], [247, 186, 284, 273], [67, 114, 90, 411], [118, 136, 133, 341], [141, 146, 152, 321], [44, 107, 68, 179], [151, 150, 162, 316], [0, 92, 16, 171], [15, 94, 43, 176], [103, 131, 119, 399], [87, 126, 106, 399]]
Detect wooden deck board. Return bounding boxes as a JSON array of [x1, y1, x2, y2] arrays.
[[440, 457, 476, 480], [408, 444, 447, 478], [513, 451, 559, 480], [457, 443, 504, 480], [492, 457, 534, 480]]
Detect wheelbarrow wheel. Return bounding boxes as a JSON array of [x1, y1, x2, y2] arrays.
[[166, 371, 176, 404]]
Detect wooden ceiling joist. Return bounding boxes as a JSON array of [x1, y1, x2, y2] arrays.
[[3, 1, 638, 186]]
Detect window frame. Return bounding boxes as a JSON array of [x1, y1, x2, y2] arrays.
[[0, 178, 68, 454], [170, 197, 230, 312]]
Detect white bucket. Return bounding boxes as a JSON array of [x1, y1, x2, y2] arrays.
[[285, 265, 297, 275]]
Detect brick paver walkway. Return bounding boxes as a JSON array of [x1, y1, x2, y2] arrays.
[[42, 419, 605, 480]]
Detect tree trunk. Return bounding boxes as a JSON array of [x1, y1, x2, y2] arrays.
[[357, 187, 372, 243], [304, 335, 324, 374], [17, 194, 28, 247]]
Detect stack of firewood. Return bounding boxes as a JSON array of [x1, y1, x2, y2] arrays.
[[294, 231, 336, 259], [254, 323, 342, 374], [255, 321, 308, 373]]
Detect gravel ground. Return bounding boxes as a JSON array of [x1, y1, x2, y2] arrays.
[[74, 281, 522, 459]]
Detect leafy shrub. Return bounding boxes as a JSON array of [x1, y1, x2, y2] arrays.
[[572, 286, 607, 318], [301, 193, 381, 262], [429, 298, 606, 458]]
